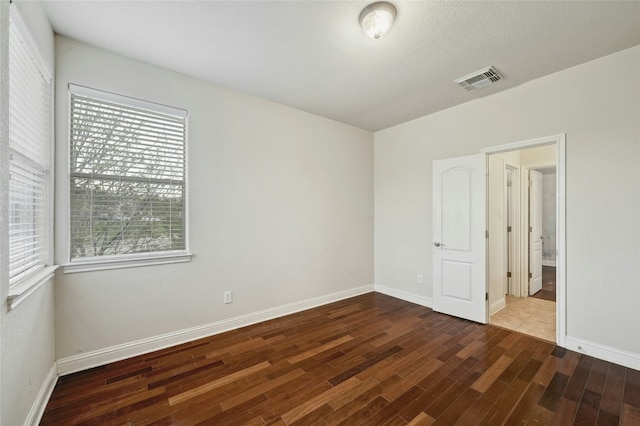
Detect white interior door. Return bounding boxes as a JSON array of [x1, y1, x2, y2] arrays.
[[433, 154, 487, 324], [529, 170, 543, 295]]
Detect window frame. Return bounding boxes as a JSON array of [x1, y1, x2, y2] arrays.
[[63, 84, 191, 274], [6, 7, 57, 309]]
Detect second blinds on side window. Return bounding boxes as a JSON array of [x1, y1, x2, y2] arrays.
[[8, 15, 52, 285]]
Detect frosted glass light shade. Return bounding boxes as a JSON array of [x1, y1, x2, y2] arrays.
[[359, 2, 397, 40]]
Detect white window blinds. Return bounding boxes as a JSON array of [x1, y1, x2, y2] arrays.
[[8, 15, 52, 285], [68, 85, 187, 260]]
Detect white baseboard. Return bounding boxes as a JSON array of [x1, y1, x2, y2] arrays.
[[564, 336, 640, 371], [542, 260, 556, 267], [490, 297, 506, 316], [57, 284, 374, 375], [25, 362, 58, 426], [374, 285, 433, 308]]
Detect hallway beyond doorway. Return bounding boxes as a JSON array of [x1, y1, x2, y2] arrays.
[[491, 296, 555, 342]]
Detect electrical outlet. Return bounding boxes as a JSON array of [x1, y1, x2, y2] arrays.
[[417, 274, 424, 284], [224, 291, 233, 304]]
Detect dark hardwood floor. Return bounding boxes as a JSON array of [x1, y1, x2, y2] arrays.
[[532, 266, 556, 302], [41, 293, 640, 425]]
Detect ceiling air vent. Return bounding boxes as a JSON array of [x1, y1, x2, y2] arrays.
[[455, 66, 503, 91]]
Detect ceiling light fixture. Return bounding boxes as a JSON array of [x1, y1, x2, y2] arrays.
[[359, 2, 397, 40]]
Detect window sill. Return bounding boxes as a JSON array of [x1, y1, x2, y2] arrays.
[[62, 252, 192, 274], [7, 265, 59, 310]]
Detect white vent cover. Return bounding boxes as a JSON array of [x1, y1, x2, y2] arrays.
[[455, 66, 503, 91]]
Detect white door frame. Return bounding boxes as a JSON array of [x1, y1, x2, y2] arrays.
[[504, 164, 520, 297], [482, 134, 566, 347]]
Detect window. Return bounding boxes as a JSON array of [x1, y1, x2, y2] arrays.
[[8, 12, 53, 288], [68, 85, 189, 268]]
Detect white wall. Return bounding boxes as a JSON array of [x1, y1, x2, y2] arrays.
[[1, 2, 56, 425], [375, 46, 640, 357], [54, 37, 374, 361]]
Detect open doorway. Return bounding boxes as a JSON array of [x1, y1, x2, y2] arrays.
[[431, 134, 565, 345], [486, 142, 560, 342]]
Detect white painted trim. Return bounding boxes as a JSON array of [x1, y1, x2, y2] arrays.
[[24, 362, 58, 426], [565, 336, 640, 371], [481, 134, 565, 155], [542, 260, 556, 267], [504, 163, 521, 297], [7, 265, 58, 310], [374, 285, 433, 308], [555, 135, 567, 347], [490, 297, 506, 316], [62, 252, 191, 273], [57, 284, 374, 375]]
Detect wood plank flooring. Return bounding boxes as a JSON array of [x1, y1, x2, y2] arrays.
[[41, 293, 640, 425]]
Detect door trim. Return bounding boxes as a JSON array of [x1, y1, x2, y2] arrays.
[[504, 164, 520, 297], [481, 133, 566, 347]]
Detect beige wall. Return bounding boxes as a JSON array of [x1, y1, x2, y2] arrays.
[[520, 144, 556, 165], [1, 2, 56, 425], [375, 46, 640, 356], [54, 37, 374, 361]]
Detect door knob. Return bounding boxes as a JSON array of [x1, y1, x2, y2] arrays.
[[434, 242, 442, 247]]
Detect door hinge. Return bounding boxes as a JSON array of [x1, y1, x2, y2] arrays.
[[507, 180, 512, 187], [528, 180, 532, 187], [528, 272, 532, 279], [507, 226, 512, 232], [529, 226, 532, 232], [507, 271, 512, 278], [486, 292, 489, 301], [486, 230, 489, 238]]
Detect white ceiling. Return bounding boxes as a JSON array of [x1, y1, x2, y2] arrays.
[[41, 1, 640, 131]]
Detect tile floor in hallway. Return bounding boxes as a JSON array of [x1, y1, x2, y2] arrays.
[[491, 295, 556, 342]]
